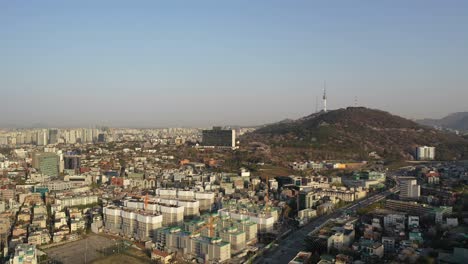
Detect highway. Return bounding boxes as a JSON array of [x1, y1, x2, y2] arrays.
[[254, 173, 401, 264]]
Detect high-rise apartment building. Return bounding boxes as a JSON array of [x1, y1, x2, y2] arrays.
[[48, 129, 59, 144], [24, 132, 33, 144], [97, 133, 106, 143], [36, 130, 48, 146], [15, 134, 24, 145], [103, 206, 163, 241], [155, 227, 231, 262], [416, 146, 436, 160]]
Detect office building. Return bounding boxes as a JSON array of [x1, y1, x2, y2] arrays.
[[399, 177, 420, 200], [202, 127, 236, 148], [32, 152, 59, 177], [416, 146, 436, 160], [298, 191, 320, 210]]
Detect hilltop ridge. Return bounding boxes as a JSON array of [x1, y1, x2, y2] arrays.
[[417, 112, 468, 132], [242, 107, 468, 161]]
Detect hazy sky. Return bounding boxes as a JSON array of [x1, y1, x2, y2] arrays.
[[1, 0, 467, 127]]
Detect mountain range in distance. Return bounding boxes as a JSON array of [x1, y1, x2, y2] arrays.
[[417, 112, 468, 132], [242, 107, 468, 162]]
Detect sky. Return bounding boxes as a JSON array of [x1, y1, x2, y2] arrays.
[[1, 0, 467, 127]]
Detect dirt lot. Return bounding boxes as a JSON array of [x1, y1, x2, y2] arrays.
[[257, 165, 294, 180], [44, 235, 119, 264], [91, 249, 151, 264]]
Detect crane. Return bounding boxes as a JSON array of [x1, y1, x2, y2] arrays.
[[191, 215, 219, 264], [144, 193, 149, 210], [193, 215, 218, 238], [264, 175, 272, 212]]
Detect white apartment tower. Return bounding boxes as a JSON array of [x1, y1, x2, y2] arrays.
[[416, 146, 435, 160]]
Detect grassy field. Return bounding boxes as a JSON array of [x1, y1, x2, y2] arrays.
[[257, 165, 294, 180]]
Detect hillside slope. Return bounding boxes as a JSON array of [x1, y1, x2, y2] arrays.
[[242, 107, 468, 161], [418, 112, 468, 132]]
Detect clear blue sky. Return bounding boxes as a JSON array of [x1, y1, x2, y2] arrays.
[[1, 0, 467, 127]]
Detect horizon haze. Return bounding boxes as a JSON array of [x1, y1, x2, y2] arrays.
[[2, 0, 468, 127]]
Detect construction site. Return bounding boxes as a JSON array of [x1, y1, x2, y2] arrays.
[[98, 178, 290, 264], [154, 188, 216, 211], [153, 212, 258, 263], [103, 206, 164, 241], [218, 200, 280, 233]]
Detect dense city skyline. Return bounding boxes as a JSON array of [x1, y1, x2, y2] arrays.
[[1, 1, 468, 127]]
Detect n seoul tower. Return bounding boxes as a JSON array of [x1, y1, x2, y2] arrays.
[[323, 82, 327, 112]]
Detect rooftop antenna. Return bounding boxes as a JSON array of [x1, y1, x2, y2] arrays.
[[354, 96, 358, 107], [323, 81, 327, 112]]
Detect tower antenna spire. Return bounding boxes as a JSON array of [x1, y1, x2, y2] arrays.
[[315, 96, 318, 113], [323, 81, 327, 112]]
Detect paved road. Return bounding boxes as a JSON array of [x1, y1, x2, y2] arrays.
[[255, 173, 401, 264]]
